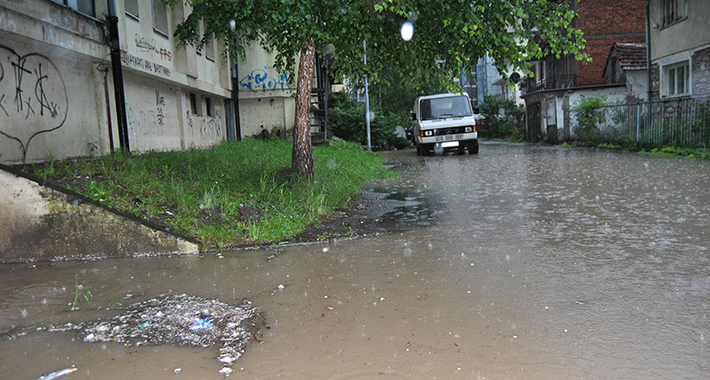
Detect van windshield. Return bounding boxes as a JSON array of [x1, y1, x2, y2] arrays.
[[420, 96, 472, 120]]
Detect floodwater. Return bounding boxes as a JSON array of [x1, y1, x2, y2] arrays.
[[2, 142, 710, 379]]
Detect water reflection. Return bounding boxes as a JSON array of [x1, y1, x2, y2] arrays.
[[2, 143, 710, 379]]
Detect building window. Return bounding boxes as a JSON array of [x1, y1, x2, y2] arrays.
[[196, 22, 203, 55], [205, 35, 215, 61], [206, 98, 213, 117], [190, 93, 201, 116], [125, 0, 139, 19], [662, 0, 688, 27], [666, 61, 690, 97], [152, 0, 169, 36], [52, 0, 95, 17]]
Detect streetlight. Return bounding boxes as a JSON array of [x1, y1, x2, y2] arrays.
[[364, 40, 371, 151], [401, 21, 414, 41]]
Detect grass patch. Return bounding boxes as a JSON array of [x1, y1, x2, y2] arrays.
[[638, 146, 710, 159], [21, 139, 397, 249], [562, 140, 710, 159]]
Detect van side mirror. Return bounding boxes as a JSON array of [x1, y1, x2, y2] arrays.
[[411, 112, 417, 121], [473, 107, 480, 114]]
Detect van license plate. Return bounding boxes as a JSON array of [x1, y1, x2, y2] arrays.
[[441, 141, 459, 148]]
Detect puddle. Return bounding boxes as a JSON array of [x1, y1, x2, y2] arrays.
[[2, 143, 710, 379]]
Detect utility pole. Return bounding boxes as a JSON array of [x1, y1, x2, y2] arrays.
[[364, 40, 371, 151]]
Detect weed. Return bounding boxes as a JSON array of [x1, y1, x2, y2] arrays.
[[598, 143, 622, 150], [71, 274, 92, 311]]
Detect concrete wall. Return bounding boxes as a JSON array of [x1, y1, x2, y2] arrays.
[[0, 3, 109, 164], [649, 0, 710, 61], [0, 165, 199, 263], [649, 0, 710, 99], [0, 1, 298, 165], [236, 43, 296, 137], [118, 0, 229, 152], [526, 85, 627, 143]]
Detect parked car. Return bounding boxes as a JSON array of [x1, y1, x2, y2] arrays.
[[411, 93, 479, 155]]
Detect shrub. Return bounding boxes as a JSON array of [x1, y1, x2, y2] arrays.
[[327, 92, 410, 149], [479, 95, 525, 140], [573, 95, 608, 142]]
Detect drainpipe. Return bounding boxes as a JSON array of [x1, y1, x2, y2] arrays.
[[646, 0, 652, 101], [98, 65, 115, 152], [231, 54, 242, 141], [108, 0, 130, 150]]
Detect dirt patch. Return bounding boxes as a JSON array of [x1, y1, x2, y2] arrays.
[[294, 189, 432, 242]]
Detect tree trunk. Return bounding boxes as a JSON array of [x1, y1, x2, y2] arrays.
[[292, 42, 315, 180]]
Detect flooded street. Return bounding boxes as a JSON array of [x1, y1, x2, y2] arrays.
[[2, 142, 710, 379]]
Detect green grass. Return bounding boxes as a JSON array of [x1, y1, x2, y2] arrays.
[[562, 140, 710, 159], [23, 139, 397, 249]]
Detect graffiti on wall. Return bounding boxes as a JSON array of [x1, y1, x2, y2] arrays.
[[121, 52, 171, 77], [0, 45, 68, 162], [135, 33, 172, 61], [186, 109, 222, 146], [125, 89, 170, 151], [239, 66, 291, 92]]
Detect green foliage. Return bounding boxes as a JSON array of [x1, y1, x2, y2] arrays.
[[639, 146, 702, 158], [597, 143, 623, 150], [164, 0, 588, 179], [478, 95, 525, 140], [328, 92, 409, 149], [573, 95, 608, 142], [72, 274, 92, 311], [164, 0, 588, 96], [26, 140, 397, 249]]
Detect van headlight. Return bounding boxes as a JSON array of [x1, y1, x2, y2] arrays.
[[465, 126, 473, 133], [421, 130, 433, 137]]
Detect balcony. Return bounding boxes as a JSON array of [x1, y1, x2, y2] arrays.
[[522, 75, 578, 95]]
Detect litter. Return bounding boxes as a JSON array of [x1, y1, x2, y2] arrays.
[[55, 294, 264, 375], [37, 367, 77, 380]]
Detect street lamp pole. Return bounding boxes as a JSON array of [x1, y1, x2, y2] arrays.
[[364, 40, 371, 151]]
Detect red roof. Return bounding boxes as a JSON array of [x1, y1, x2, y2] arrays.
[[611, 43, 647, 71]]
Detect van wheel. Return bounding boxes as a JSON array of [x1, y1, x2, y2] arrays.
[[416, 144, 426, 156], [470, 141, 479, 154]]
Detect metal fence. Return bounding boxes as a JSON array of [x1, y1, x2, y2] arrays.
[[571, 96, 710, 148]]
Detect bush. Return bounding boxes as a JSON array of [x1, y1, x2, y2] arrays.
[[328, 92, 411, 149], [479, 95, 525, 140], [573, 95, 608, 142]]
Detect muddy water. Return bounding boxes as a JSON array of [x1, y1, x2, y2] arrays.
[[2, 143, 710, 379]]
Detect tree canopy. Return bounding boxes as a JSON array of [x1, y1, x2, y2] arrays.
[[163, 0, 587, 178]]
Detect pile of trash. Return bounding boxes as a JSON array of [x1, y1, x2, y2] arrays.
[[62, 294, 264, 375]]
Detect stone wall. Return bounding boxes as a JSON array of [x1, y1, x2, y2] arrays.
[[692, 47, 710, 97]]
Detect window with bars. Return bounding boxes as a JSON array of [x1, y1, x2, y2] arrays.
[[661, 0, 688, 27], [666, 61, 690, 97]]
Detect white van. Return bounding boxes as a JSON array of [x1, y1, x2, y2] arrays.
[[411, 93, 478, 155]]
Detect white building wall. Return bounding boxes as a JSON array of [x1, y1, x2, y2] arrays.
[[538, 86, 628, 143], [237, 43, 296, 137], [118, 0, 229, 152], [0, 1, 297, 165], [0, 2, 108, 164]]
